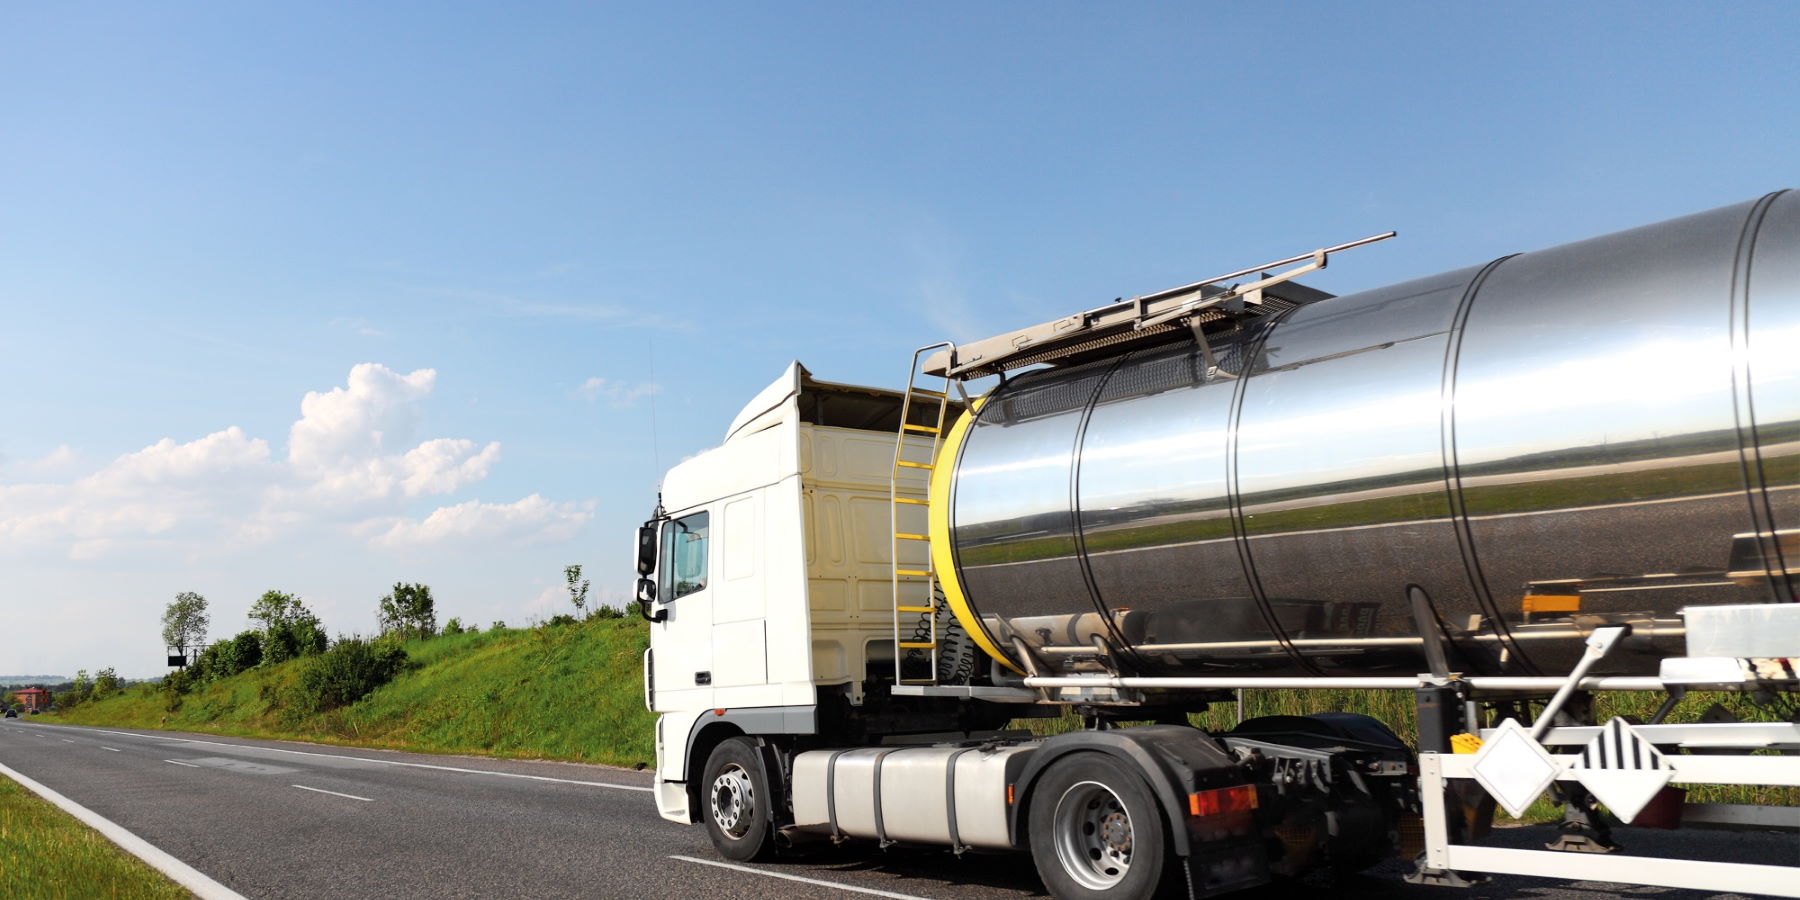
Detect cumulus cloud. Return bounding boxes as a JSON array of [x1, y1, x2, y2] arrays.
[[290, 364, 435, 471], [1, 444, 81, 478], [578, 376, 659, 407], [0, 427, 273, 550], [361, 494, 594, 549], [0, 364, 587, 560]]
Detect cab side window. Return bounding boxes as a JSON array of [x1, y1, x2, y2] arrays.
[[661, 511, 710, 600]]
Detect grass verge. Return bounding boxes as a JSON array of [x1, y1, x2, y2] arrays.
[[52, 618, 657, 769], [0, 774, 193, 900]]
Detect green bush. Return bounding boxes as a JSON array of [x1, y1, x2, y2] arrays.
[[222, 630, 264, 674], [287, 636, 410, 716], [265, 617, 328, 664]]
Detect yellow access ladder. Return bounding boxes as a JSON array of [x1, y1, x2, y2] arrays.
[[890, 341, 956, 686]]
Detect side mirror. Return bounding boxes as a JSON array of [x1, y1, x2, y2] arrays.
[[636, 524, 658, 576], [636, 577, 664, 622]]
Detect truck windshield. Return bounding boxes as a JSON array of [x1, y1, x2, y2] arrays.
[[662, 512, 709, 600]]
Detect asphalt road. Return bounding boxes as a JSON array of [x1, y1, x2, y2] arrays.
[[1, 719, 1791, 900]]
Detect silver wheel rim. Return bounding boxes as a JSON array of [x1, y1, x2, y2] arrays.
[[1052, 780, 1134, 890], [709, 763, 756, 839]]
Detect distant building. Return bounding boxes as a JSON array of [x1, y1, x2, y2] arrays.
[[14, 687, 51, 712]]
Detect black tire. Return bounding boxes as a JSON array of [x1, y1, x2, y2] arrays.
[[699, 736, 777, 862], [1027, 752, 1177, 900]]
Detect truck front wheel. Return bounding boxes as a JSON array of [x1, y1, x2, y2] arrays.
[[701, 737, 777, 861], [1028, 752, 1175, 900]]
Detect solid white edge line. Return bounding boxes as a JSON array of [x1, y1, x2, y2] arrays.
[[68, 725, 654, 792], [0, 760, 248, 900], [290, 784, 375, 802], [670, 855, 933, 900]]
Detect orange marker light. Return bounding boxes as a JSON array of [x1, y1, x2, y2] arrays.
[[1006, 784, 1015, 805]]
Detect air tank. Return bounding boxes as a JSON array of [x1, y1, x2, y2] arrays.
[[932, 191, 1799, 678]]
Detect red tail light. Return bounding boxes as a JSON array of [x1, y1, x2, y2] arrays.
[[1189, 784, 1258, 818]]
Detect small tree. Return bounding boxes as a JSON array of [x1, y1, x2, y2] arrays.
[[378, 583, 437, 640], [250, 591, 329, 665], [248, 590, 299, 633], [94, 667, 120, 698], [565, 565, 590, 617], [62, 669, 92, 708], [443, 617, 465, 636], [162, 592, 210, 663]]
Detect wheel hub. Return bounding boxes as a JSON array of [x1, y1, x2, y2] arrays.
[[709, 763, 756, 839], [1052, 780, 1135, 890]]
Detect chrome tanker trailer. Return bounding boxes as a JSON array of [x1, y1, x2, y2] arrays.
[[636, 191, 1799, 900]]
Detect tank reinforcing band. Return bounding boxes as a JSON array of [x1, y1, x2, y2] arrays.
[[929, 398, 1025, 675]]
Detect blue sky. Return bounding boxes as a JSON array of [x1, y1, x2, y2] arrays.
[[3, 3, 1796, 677]]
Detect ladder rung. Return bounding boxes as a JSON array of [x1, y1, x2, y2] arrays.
[[896, 605, 935, 613], [896, 532, 929, 542], [898, 642, 937, 649], [909, 387, 948, 399], [894, 497, 930, 506], [901, 423, 941, 434], [896, 460, 934, 470], [895, 569, 932, 577]]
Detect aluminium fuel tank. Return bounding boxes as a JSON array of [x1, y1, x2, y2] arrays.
[[932, 191, 1800, 678]]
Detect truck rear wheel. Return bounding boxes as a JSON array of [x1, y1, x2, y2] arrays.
[[701, 737, 776, 861], [1028, 752, 1175, 900]]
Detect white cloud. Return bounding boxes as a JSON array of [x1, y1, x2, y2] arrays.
[[290, 363, 435, 471], [283, 364, 500, 508], [0, 427, 274, 550], [362, 494, 594, 549], [2, 444, 81, 478], [578, 376, 660, 408], [0, 363, 587, 561]]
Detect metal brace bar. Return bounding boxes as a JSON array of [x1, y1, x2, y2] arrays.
[[1530, 626, 1627, 741]]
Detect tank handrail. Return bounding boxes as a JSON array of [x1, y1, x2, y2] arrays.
[[923, 231, 1394, 378]]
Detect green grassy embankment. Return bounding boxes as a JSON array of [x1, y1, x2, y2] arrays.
[[52, 618, 656, 768], [0, 775, 193, 900]]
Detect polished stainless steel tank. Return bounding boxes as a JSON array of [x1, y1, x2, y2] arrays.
[[939, 192, 1799, 678]]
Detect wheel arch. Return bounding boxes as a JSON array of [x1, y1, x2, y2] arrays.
[[1010, 725, 1243, 858], [684, 722, 747, 823], [683, 707, 814, 825]]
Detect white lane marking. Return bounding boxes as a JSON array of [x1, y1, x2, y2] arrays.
[[291, 784, 375, 803], [63, 739, 76, 743], [165, 760, 202, 768], [101, 746, 121, 752], [0, 760, 248, 900], [77, 726, 654, 792], [670, 856, 935, 900]]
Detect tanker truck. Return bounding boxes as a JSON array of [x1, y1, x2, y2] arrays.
[[634, 191, 1800, 899]]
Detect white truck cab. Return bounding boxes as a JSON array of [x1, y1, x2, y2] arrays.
[[636, 362, 954, 823]]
